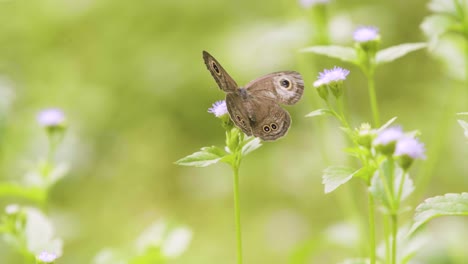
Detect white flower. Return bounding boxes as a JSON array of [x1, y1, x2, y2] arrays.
[[314, 66, 350, 87], [207, 100, 228, 117], [37, 108, 66, 127], [353, 26, 379, 42], [37, 251, 58, 263]]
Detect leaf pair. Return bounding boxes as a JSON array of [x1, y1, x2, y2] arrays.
[[301, 43, 427, 66], [175, 137, 262, 168]]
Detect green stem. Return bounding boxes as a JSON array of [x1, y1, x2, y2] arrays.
[[391, 214, 398, 264], [396, 171, 407, 208], [377, 165, 394, 210], [232, 162, 243, 264], [387, 158, 395, 203], [383, 215, 391, 264], [368, 191, 376, 264], [366, 72, 380, 127]]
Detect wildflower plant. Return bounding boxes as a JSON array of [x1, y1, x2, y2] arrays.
[[307, 66, 468, 264], [302, 25, 427, 126], [176, 100, 262, 264], [0, 108, 68, 263], [417, 0, 468, 199]]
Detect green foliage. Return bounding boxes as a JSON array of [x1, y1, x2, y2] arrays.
[[300, 46, 358, 63], [305, 109, 334, 118], [410, 193, 468, 235], [175, 146, 225, 167], [375, 43, 427, 65], [322, 166, 355, 193]]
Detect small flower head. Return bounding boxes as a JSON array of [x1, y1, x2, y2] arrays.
[[37, 108, 66, 128], [353, 26, 380, 43], [299, 0, 329, 9], [314, 66, 350, 99], [315, 66, 350, 85], [395, 136, 426, 169], [373, 126, 403, 155], [37, 251, 58, 263], [395, 137, 426, 159], [356, 123, 375, 148], [353, 26, 380, 55], [208, 100, 228, 118]]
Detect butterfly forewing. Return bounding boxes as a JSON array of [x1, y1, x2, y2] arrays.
[[202, 51, 238, 92]]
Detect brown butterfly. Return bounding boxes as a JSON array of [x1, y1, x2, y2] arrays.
[[203, 51, 304, 141]]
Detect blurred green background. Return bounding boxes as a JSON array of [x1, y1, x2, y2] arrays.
[[0, 0, 467, 263]]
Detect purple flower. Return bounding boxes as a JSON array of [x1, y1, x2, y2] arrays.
[[395, 137, 426, 159], [314, 66, 350, 87], [353, 26, 379, 42], [37, 108, 66, 127], [208, 100, 228, 117], [299, 0, 329, 8], [37, 251, 58, 263], [374, 126, 403, 146]]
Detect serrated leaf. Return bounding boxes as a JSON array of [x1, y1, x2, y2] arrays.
[[175, 146, 225, 167], [322, 166, 355, 194], [352, 165, 376, 182], [300, 45, 358, 63], [305, 109, 333, 118], [241, 137, 262, 156], [376, 43, 427, 65], [420, 15, 455, 45], [409, 193, 468, 235]]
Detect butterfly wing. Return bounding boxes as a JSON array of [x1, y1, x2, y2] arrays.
[[203, 51, 238, 92], [246, 96, 291, 141], [226, 93, 253, 136], [244, 71, 304, 105]]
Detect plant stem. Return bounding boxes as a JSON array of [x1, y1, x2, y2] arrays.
[[368, 191, 376, 264], [367, 72, 380, 127], [391, 214, 398, 264], [383, 215, 391, 264], [396, 171, 407, 208], [232, 163, 243, 264]]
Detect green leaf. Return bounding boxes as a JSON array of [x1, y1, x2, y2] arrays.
[[241, 137, 262, 156], [175, 146, 225, 167], [305, 109, 333, 118], [420, 15, 455, 44], [457, 120, 468, 138], [369, 167, 414, 210], [300, 45, 358, 63], [352, 165, 376, 182], [409, 193, 468, 235], [376, 43, 427, 65], [0, 183, 46, 204], [25, 207, 63, 256], [322, 166, 355, 194]]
